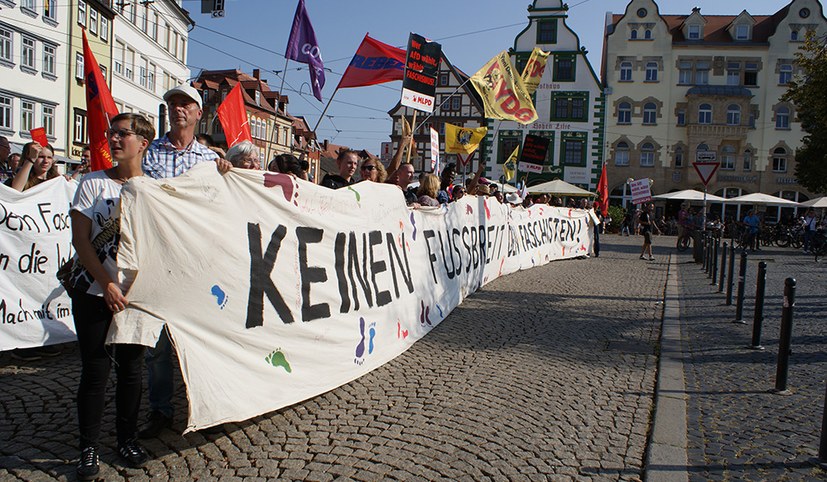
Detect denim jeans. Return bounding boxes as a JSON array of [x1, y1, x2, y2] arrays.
[[145, 326, 174, 419]]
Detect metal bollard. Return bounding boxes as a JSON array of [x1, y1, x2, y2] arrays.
[[819, 380, 827, 463], [726, 242, 736, 305], [733, 251, 748, 324], [701, 234, 707, 271], [711, 237, 719, 284], [774, 278, 797, 393], [750, 262, 767, 349], [719, 241, 728, 292]]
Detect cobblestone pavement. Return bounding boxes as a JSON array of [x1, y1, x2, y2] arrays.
[[1, 235, 670, 481], [678, 241, 827, 481]]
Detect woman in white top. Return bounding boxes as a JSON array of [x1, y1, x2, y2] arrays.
[[69, 113, 153, 481]]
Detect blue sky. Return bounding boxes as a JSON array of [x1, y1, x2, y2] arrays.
[[186, 0, 792, 153]]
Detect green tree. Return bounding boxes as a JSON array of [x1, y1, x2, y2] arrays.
[[782, 31, 827, 194]]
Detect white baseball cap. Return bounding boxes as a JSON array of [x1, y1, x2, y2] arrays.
[[163, 84, 202, 109]]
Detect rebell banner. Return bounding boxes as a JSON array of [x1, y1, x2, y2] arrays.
[[400, 33, 441, 113], [109, 164, 594, 431]]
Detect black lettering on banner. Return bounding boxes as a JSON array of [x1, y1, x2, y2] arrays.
[[470, 226, 478, 269], [423, 229, 439, 284], [347, 232, 373, 310], [451, 228, 462, 277], [368, 230, 392, 307], [246, 223, 292, 329], [37, 203, 52, 233], [18, 243, 48, 274], [437, 231, 455, 280], [334, 232, 350, 313], [385, 232, 414, 297], [477, 225, 486, 267], [296, 227, 330, 321], [0, 253, 9, 271], [461, 226, 471, 273], [486, 225, 496, 264]]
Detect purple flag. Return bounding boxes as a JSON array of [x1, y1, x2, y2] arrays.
[[285, 0, 325, 101]]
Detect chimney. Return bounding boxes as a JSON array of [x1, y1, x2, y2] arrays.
[[323, 139, 328, 151], [253, 68, 260, 79], [692, 7, 700, 13]]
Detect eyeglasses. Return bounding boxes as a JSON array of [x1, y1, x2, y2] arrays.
[[106, 128, 136, 140], [360, 165, 376, 171]]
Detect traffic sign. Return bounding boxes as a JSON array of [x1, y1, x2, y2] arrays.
[[693, 161, 720, 186], [696, 151, 717, 162]]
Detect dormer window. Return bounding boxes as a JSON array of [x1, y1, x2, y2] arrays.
[[735, 24, 749, 40], [254, 91, 261, 105], [688, 24, 701, 40]]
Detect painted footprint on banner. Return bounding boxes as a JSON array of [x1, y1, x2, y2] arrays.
[[368, 322, 377, 355], [435, 303, 444, 319], [263, 172, 299, 207], [466, 205, 474, 215], [355, 317, 366, 359], [483, 199, 491, 219], [265, 349, 292, 373], [397, 321, 409, 339], [419, 300, 432, 326], [210, 285, 228, 309]]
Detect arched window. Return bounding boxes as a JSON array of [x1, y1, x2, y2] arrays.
[[640, 142, 655, 167], [615, 141, 630, 166], [674, 146, 684, 167], [726, 104, 741, 125], [644, 29, 652, 39], [772, 147, 787, 172], [643, 103, 657, 124], [776, 106, 790, 129], [721, 146, 736, 170], [630, 29, 638, 40], [618, 102, 632, 124], [645, 61, 658, 81], [620, 61, 632, 81], [698, 103, 712, 124]]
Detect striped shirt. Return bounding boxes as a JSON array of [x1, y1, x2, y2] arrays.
[[143, 134, 219, 179]]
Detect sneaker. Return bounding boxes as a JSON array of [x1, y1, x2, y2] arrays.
[[639, 255, 646, 260], [138, 411, 172, 439], [118, 439, 149, 468], [10, 348, 41, 362], [648, 256, 656, 261], [76, 446, 99, 481]]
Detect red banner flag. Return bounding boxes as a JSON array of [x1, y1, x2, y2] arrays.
[[83, 30, 119, 172], [337, 34, 406, 89], [216, 83, 252, 147], [597, 162, 609, 216]]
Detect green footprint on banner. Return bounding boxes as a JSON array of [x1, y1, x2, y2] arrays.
[[265, 349, 292, 373]]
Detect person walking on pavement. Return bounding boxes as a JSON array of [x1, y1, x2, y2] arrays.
[[138, 84, 232, 439], [742, 209, 761, 252], [639, 203, 655, 260]]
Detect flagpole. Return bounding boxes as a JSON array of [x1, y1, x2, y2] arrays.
[[406, 110, 417, 168], [412, 77, 472, 133], [311, 87, 339, 134], [265, 57, 291, 166]]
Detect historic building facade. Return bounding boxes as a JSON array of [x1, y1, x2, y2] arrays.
[[603, 0, 826, 220], [487, 0, 605, 189]]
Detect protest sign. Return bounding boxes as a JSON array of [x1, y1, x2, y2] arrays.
[[0, 179, 77, 351], [29, 128, 49, 148], [518, 134, 549, 173], [629, 178, 652, 204], [110, 164, 594, 431], [400, 33, 441, 113]]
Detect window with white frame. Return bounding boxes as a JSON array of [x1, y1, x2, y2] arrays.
[[640, 143, 655, 166], [100, 65, 107, 81], [125, 48, 135, 80], [735, 24, 749, 40], [21, 100, 34, 131], [695, 61, 709, 84], [698, 103, 712, 124], [742, 150, 752, 171], [688, 24, 701, 40], [677, 109, 686, 126], [451, 96, 460, 110], [615, 142, 630, 166], [779, 63, 792, 84], [645, 61, 658, 81], [0, 95, 11, 130], [100, 17, 109, 42], [74, 112, 86, 143], [150, 12, 158, 41], [114, 41, 124, 75], [0, 28, 12, 64], [617, 102, 631, 124], [727, 104, 741, 125], [141, 4, 149, 33], [43, 44, 56, 76], [21, 0, 35, 10], [147, 62, 156, 91], [179, 38, 186, 63], [89, 9, 98, 36], [727, 62, 740, 85], [643, 102, 657, 124], [43, 0, 56, 20], [720, 146, 735, 170], [744, 62, 758, 86], [772, 148, 787, 172], [163, 22, 170, 50], [776, 106, 790, 129], [75, 52, 84, 80], [21, 36, 35, 71], [42, 105, 54, 136], [78, 1, 87, 27], [139, 57, 148, 87], [678, 61, 692, 84], [620, 61, 632, 81]]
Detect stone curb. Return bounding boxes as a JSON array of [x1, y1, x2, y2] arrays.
[[644, 253, 688, 482]]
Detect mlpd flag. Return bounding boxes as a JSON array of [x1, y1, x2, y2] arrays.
[[520, 47, 550, 97], [444, 123, 487, 155], [596, 162, 609, 216], [217, 83, 252, 147], [285, 0, 325, 101], [83, 30, 119, 171], [338, 34, 406, 89], [470, 51, 538, 125]]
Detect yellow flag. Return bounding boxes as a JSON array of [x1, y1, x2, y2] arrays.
[[503, 145, 518, 181], [444, 123, 488, 154], [520, 47, 550, 96], [469, 51, 538, 125]]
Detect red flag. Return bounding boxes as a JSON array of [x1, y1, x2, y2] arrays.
[[337, 34, 406, 89], [216, 83, 252, 147], [83, 30, 118, 171], [597, 162, 609, 216]]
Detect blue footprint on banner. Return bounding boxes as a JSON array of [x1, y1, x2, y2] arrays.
[[210, 285, 228, 309], [355, 317, 366, 358], [368, 322, 377, 354], [264, 349, 292, 373], [435, 303, 444, 319]]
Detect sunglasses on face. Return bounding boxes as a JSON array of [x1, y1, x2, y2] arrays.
[[106, 128, 136, 139], [360, 165, 376, 171]]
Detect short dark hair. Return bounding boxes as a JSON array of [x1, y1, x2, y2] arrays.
[[336, 149, 360, 163], [110, 112, 155, 141]]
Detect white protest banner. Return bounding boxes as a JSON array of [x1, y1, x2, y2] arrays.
[[0, 179, 77, 350], [110, 164, 593, 431], [518, 162, 543, 174], [629, 178, 652, 204]]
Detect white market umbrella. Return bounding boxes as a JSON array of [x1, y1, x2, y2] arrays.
[[798, 196, 827, 208], [527, 179, 595, 196], [727, 192, 799, 205], [652, 189, 726, 202]]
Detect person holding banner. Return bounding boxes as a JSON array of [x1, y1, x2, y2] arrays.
[[225, 141, 261, 170], [321, 149, 359, 189], [69, 113, 155, 480], [9, 141, 60, 192], [359, 157, 387, 183]]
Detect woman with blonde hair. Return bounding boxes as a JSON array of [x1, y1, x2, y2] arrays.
[[416, 173, 440, 206], [359, 158, 387, 183], [10, 141, 60, 191]]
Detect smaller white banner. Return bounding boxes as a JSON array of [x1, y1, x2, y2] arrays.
[[629, 179, 652, 204], [401, 88, 435, 113], [564, 166, 589, 185], [519, 162, 543, 174]]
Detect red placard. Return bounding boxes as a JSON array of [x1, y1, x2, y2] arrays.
[[30, 127, 49, 147]]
